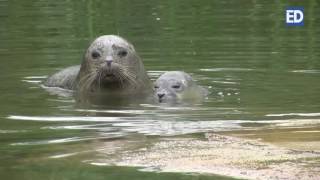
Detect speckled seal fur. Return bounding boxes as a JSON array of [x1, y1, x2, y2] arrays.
[[44, 35, 151, 95]]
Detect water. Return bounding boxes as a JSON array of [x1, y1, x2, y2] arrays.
[[0, 0, 319, 179]]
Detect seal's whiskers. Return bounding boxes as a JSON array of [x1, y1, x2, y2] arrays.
[[79, 70, 98, 92]]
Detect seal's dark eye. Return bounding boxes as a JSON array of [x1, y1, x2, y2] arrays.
[[118, 50, 127, 57], [154, 85, 159, 89], [172, 85, 180, 89], [91, 51, 101, 59]]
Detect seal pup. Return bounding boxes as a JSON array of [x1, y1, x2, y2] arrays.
[[154, 71, 208, 103], [44, 35, 151, 95]]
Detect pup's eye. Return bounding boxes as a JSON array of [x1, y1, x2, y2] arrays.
[[154, 85, 159, 89], [172, 85, 180, 89], [118, 50, 128, 57], [91, 51, 101, 59]]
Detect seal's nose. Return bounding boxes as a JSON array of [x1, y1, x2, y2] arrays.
[[105, 56, 113, 67], [157, 93, 165, 99]]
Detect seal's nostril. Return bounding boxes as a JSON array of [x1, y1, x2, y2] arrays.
[[106, 60, 112, 67], [105, 56, 113, 67], [157, 93, 165, 99]]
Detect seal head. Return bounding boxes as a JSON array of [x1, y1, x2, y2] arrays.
[[76, 35, 150, 94], [154, 71, 206, 103]]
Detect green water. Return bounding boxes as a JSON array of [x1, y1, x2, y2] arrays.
[[0, 0, 319, 179]]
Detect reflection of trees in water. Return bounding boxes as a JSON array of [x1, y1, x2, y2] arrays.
[[1, 0, 319, 69]]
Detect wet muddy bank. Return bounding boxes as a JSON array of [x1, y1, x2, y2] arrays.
[[92, 132, 320, 180]]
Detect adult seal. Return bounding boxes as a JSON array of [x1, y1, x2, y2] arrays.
[[154, 71, 208, 103], [44, 35, 151, 95]]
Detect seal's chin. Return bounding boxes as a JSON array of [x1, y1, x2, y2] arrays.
[[157, 97, 178, 103]]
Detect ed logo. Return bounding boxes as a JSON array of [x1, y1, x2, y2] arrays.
[[286, 7, 304, 26]]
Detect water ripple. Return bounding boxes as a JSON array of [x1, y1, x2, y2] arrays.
[[291, 70, 320, 74], [8, 115, 320, 138], [7, 115, 128, 122], [24, 76, 48, 79], [11, 133, 125, 146], [200, 68, 256, 72], [74, 109, 147, 114], [0, 129, 29, 133], [11, 137, 91, 146], [22, 76, 47, 84], [266, 113, 320, 117], [212, 80, 240, 85]]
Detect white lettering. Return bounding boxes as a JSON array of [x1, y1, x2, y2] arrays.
[[286, 10, 295, 23], [294, 10, 304, 23]]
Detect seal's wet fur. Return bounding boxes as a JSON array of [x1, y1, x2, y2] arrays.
[[154, 71, 207, 102], [44, 35, 151, 95]]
